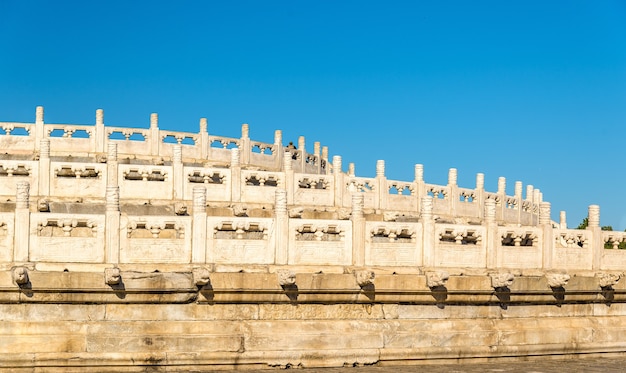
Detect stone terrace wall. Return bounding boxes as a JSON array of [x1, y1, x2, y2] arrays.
[[1, 107, 626, 371]]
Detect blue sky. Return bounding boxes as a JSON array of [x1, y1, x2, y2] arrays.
[[1, 1, 626, 229]]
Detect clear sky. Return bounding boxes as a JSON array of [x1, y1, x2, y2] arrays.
[[1, 1, 625, 229]]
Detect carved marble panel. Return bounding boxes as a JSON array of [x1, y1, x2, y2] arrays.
[[207, 217, 275, 264], [365, 222, 422, 266], [0, 213, 14, 262], [120, 216, 192, 264], [29, 213, 105, 262], [288, 219, 352, 265]]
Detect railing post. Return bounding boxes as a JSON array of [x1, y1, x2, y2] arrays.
[[376, 160, 386, 211], [38, 139, 50, 197], [275, 189, 289, 265], [515, 181, 523, 224], [414, 164, 424, 216], [107, 143, 119, 188], [14, 182, 30, 262], [230, 149, 241, 202], [321, 146, 329, 175], [34, 106, 44, 153], [314, 141, 321, 174], [351, 193, 365, 266], [539, 202, 553, 269], [192, 187, 207, 264], [240, 124, 250, 166], [149, 113, 160, 156], [333, 156, 343, 208], [497, 176, 506, 221], [448, 168, 458, 216], [298, 136, 306, 172], [283, 152, 294, 205], [199, 118, 209, 159], [485, 199, 497, 268], [475, 173, 485, 220], [274, 130, 283, 171], [105, 186, 120, 264], [95, 109, 105, 153], [421, 196, 435, 267], [559, 211, 567, 229], [588, 204, 602, 270], [173, 145, 184, 200]]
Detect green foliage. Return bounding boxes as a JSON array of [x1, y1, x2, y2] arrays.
[[576, 217, 626, 249]]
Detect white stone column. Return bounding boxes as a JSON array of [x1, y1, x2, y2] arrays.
[[348, 162, 355, 177], [275, 189, 289, 265], [475, 173, 485, 220], [298, 136, 306, 172], [588, 204, 602, 270], [274, 130, 283, 170], [199, 118, 209, 159], [230, 148, 241, 202], [34, 106, 44, 152], [105, 186, 120, 264], [106, 143, 118, 187], [421, 196, 435, 267], [539, 202, 553, 269], [497, 176, 506, 221], [448, 168, 458, 217], [14, 182, 30, 262], [484, 199, 498, 268], [192, 187, 207, 264], [559, 211, 567, 229], [149, 113, 159, 156], [515, 181, 523, 224], [314, 141, 321, 174], [321, 146, 329, 175], [283, 152, 294, 205], [332, 156, 343, 208], [95, 108, 105, 153], [173, 145, 184, 200], [376, 160, 386, 211], [351, 193, 365, 266], [38, 139, 50, 197], [414, 164, 425, 214], [240, 123, 250, 166]]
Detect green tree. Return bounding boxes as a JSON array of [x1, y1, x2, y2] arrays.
[[576, 217, 626, 249]]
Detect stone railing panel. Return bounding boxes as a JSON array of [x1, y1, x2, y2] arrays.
[[288, 219, 353, 265], [45, 124, 95, 155], [159, 130, 201, 159], [119, 215, 192, 264], [497, 226, 543, 268], [457, 187, 479, 218], [50, 161, 106, 198], [249, 141, 278, 169], [365, 221, 422, 266], [294, 173, 334, 207], [0, 160, 37, 197], [30, 213, 106, 263], [386, 180, 417, 212], [184, 166, 231, 201], [0, 122, 35, 153], [434, 224, 486, 267], [600, 231, 626, 270], [345, 176, 377, 209], [106, 127, 151, 157], [240, 169, 284, 204], [118, 164, 173, 200], [552, 228, 593, 270], [425, 183, 451, 215], [0, 213, 14, 262], [207, 217, 275, 264], [208, 136, 239, 164]]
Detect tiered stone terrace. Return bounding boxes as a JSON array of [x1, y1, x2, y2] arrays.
[[0, 107, 625, 372]]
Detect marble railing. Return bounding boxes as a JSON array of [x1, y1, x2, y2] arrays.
[[0, 185, 621, 271]]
